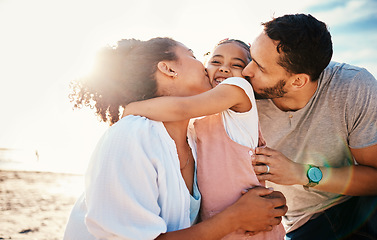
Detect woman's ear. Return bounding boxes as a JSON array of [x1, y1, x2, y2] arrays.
[[157, 61, 177, 78]]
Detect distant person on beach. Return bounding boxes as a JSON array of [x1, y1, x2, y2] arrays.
[[122, 39, 285, 239], [63, 37, 287, 240], [242, 14, 377, 239]]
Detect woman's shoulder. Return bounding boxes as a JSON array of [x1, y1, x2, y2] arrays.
[[116, 115, 162, 129], [105, 115, 166, 142]]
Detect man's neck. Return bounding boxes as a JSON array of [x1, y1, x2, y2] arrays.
[[272, 80, 318, 112]]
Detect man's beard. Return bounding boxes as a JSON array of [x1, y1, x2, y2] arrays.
[[254, 79, 287, 99]]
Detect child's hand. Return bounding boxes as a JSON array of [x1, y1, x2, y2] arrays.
[[122, 104, 134, 118]]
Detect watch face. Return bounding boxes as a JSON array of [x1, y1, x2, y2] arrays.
[[308, 167, 323, 182]]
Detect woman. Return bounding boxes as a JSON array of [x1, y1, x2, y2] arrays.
[[121, 38, 285, 239], [64, 37, 287, 240]]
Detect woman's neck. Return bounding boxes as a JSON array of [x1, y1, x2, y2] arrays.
[[163, 120, 190, 146], [164, 119, 194, 194]]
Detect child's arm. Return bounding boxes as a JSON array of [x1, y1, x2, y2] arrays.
[[123, 82, 251, 122]]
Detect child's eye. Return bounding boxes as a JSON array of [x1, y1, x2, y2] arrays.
[[233, 64, 244, 68], [210, 60, 221, 64]]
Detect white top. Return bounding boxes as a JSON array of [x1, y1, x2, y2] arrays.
[[221, 77, 259, 148], [64, 115, 200, 240], [188, 77, 259, 154]]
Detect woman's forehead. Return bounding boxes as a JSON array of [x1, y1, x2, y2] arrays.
[[176, 42, 191, 52], [174, 43, 194, 57]]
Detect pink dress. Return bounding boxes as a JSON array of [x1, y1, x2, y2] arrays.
[[195, 113, 285, 239]]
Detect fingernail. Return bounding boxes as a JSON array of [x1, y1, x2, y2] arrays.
[[268, 187, 274, 191]]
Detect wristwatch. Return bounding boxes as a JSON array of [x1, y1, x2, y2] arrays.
[[304, 165, 322, 188]]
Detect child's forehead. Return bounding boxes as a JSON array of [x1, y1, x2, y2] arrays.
[[212, 43, 249, 58]]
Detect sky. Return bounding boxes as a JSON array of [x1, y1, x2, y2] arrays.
[[0, 0, 376, 174]]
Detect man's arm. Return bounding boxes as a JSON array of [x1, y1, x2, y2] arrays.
[[252, 144, 377, 196]]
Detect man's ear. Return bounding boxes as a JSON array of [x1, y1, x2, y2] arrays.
[[291, 73, 310, 89], [157, 61, 177, 78]]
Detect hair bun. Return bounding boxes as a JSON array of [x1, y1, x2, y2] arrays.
[[116, 38, 142, 54]]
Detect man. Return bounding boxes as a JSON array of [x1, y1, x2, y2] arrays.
[[243, 14, 377, 239]]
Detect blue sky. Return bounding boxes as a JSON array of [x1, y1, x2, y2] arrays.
[[0, 0, 376, 173], [306, 0, 377, 73]]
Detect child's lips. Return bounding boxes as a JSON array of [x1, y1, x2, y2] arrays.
[[214, 77, 226, 84]]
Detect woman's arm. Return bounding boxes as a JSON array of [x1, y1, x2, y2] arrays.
[[123, 83, 251, 121], [157, 187, 287, 240]]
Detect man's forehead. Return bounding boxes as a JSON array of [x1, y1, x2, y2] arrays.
[[250, 32, 264, 48], [253, 33, 280, 54], [250, 33, 267, 61], [250, 32, 283, 72], [253, 32, 279, 48]]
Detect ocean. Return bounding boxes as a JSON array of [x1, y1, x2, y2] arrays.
[[0, 148, 85, 174]]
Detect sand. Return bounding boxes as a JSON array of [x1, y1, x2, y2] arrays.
[[0, 170, 84, 240]]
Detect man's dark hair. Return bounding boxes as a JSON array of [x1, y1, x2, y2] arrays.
[[263, 14, 333, 81]]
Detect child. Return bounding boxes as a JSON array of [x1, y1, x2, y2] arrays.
[[123, 39, 285, 239]]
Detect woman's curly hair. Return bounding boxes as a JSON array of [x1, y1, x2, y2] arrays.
[[69, 37, 179, 125]]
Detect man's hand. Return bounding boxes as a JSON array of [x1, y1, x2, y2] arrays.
[[252, 147, 307, 185]]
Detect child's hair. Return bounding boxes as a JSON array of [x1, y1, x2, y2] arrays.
[[69, 37, 179, 125], [204, 38, 251, 65]]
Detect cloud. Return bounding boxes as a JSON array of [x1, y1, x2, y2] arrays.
[[311, 0, 377, 27], [332, 30, 377, 75]]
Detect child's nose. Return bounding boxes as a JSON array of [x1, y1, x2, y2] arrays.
[[219, 66, 230, 73]]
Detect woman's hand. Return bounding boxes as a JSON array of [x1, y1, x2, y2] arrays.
[[225, 186, 287, 233], [156, 186, 287, 240], [252, 147, 307, 185]]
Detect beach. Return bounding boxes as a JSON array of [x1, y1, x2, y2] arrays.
[[0, 170, 84, 240]]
